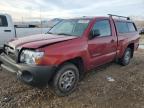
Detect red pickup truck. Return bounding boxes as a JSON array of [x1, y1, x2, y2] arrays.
[[0, 15, 140, 96]]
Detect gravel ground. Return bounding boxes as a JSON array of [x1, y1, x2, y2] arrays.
[[0, 49, 144, 108], [0, 35, 144, 108]]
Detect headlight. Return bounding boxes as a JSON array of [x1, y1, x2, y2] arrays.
[[20, 50, 44, 65]]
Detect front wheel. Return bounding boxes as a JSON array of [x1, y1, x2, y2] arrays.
[[51, 63, 79, 96], [120, 48, 132, 66]]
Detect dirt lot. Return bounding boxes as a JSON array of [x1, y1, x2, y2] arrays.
[[140, 35, 144, 44], [0, 36, 144, 108]]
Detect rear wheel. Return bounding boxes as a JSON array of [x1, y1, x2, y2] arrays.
[[51, 63, 79, 96], [120, 48, 132, 66]]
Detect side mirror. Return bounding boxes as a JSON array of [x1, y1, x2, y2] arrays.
[[89, 29, 100, 40]]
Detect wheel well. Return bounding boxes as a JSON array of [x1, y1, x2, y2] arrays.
[[58, 57, 85, 80], [127, 43, 134, 58]]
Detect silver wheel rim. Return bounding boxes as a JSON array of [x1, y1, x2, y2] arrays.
[[124, 51, 131, 63], [59, 70, 76, 91]]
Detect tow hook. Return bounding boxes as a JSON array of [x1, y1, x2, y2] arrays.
[[17, 71, 22, 76], [17, 70, 22, 78]]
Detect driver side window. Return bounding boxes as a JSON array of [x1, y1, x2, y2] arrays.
[[0, 15, 8, 27], [92, 20, 111, 37]]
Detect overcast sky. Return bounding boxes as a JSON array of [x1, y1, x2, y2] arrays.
[[0, 0, 144, 21]]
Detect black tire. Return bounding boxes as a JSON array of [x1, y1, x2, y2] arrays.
[[51, 63, 79, 96], [120, 48, 132, 66]]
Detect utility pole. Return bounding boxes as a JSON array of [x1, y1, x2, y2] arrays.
[[40, 6, 42, 34]]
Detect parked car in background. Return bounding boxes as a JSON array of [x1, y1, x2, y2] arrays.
[[0, 14, 140, 96], [0, 14, 16, 48]]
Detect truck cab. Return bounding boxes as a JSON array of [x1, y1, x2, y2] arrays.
[[0, 14, 15, 48]]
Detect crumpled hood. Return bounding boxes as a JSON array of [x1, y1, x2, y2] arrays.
[[7, 34, 78, 49]]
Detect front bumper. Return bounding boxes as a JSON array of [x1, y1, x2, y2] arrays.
[[0, 53, 56, 86]]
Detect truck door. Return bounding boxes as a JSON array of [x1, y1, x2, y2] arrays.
[[88, 18, 117, 68], [0, 15, 15, 48]]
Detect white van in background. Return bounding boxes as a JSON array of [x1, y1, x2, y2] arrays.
[[0, 14, 16, 48]]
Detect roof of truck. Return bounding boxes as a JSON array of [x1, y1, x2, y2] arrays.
[[68, 16, 134, 23]]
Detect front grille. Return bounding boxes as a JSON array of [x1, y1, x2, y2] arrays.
[[4, 45, 18, 61]]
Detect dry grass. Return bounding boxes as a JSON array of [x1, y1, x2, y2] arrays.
[[135, 21, 144, 28], [140, 35, 144, 44]]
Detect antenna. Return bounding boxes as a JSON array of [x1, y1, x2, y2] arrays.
[[108, 14, 130, 20]]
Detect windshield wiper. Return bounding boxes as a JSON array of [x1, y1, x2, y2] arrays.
[[57, 33, 73, 36], [47, 31, 53, 34]]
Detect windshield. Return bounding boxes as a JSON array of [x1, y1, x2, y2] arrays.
[[48, 19, 90, 36]]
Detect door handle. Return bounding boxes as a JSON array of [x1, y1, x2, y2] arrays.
[[4, 30, 11, 32]]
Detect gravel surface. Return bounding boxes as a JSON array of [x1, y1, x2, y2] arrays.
[[0, 49, 144, 108]]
